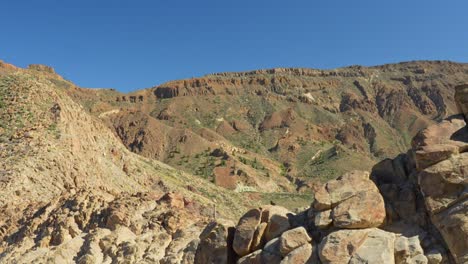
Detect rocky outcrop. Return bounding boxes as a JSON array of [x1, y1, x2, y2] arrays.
[[411, 103, 468, 263], [0, 190, 207, 263], [197, 170, 426, 263]]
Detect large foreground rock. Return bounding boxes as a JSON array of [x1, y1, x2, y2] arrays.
[[312, 171, 386, 229], [318, 228, 396, 264], [233, 209, 262, 257], [195, 221, 237, 264]]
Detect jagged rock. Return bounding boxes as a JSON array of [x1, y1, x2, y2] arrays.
[[195, 221, 237, 264], [319, 228, 395, 264], [278, 226, 311, 256], [233, 208, 262, 257], [280, 243, 317, 264]]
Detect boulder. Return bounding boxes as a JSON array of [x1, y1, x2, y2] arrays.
[[418, 152, 468, 214], [430, 199, 468, 264], [314, 209, 332, 229], [319, 228, 395, 264], [262, 206, 292, 242], [412, 117, 468, 170], [250, 222, 267, 251], [278, 227, 311, 256], [313, 170, 386, 229], [280, 243, 318, 264], [332, 190, 386, 228], [233, 209, 262, 257], [261, 238, 282, 264], [195, 221, 237, 264], [237, 250, 262, 264]]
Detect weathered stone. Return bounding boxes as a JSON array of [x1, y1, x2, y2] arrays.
[[262, 206, 292, 242], [431, 199, 468, 263], [412, 117, 468, 170], [314, 209, 332, 229], [237, 250, 262, 264], [319, 228, 395, 264], [233, 209, 262, 257], [394, 235, 428, 264], [425, 249, 444, 264], [332, 190, 386, 229], [261, 238, 282, 264], [280, 243, 317, 264], [278, 226, 311, 256], [312, 186, 331, 210], [250, 222, 267, 251], [195, 221, 237, 264], [418, 153, 468, 214]]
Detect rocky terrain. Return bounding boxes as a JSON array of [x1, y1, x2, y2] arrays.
[[195, 84, 468, 263], [0, 59, 466, 263]]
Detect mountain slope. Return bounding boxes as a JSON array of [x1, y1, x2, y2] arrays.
[[0, 61, 263, 262], [68, 61, 468, 191]]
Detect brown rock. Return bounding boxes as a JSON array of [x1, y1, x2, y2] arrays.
[[394, 235, 428, 264], [261, 238, 282, 264], [412, 117, 468, 170], [280, 243, 317, 264], [195, 221, 237, 264], [332, 190, 386, 229], [262, 206, 292, 241], [418, 153, 468, 214], [233, 208, 262, 257], [278, 226, 311, 256], [250, 222, 267, 251], [319, 228, 395, 264], [237, 250, 262, 264], [314, 209, 332, 229]]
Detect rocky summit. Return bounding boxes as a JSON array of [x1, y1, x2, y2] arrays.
[[0, 60, 467, 263]]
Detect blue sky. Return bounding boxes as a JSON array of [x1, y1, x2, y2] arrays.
[[1, 1, 467, 92]]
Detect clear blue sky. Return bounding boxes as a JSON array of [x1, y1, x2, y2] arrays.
[[1, 1, 467, 92]]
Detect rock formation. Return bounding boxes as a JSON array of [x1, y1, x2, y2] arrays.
[[195, 84, 468, 263]]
